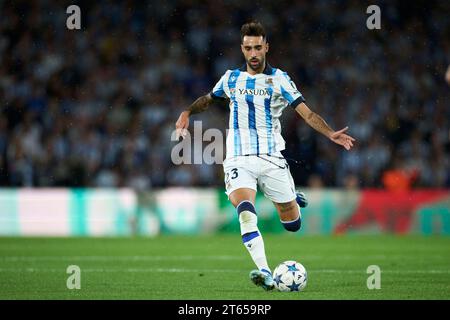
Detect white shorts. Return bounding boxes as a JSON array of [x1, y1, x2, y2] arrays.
[[223, 152, 297, 203]]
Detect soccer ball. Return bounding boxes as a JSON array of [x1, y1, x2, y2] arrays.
[[273, 260, 307, 292]]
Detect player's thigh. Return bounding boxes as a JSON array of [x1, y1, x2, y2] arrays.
[[258, 160, 299, 220], [273, 200, 300, 221], [223, 157, 258, 207], [229, 188, 257, 208], [258, 162, 297, 205]]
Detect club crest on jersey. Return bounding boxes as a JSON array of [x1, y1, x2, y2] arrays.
[[265, 77, 273, 86], [230, 88, 236, 96]]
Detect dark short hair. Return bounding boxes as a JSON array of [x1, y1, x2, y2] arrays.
[[240, 21, 266, 43]]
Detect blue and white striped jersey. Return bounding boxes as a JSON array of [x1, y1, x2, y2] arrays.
[[210, 63, 305, 158]]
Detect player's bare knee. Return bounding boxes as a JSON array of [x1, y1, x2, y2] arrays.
[[229, 188, 256, 208], [276, 201, 299, 220]]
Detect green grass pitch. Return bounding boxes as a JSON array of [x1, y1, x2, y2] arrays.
[[0, 235, 449, 299]]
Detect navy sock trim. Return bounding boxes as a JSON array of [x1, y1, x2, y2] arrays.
[[237, 200, 256, 215], [260, 268, 272, 276], [242, 231, 259, 243], [281, 217, 301, 232]]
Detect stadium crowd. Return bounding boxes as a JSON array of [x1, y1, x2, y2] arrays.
[[0, 0, 449, 189]]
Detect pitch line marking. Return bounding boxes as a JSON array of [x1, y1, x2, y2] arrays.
[[0, 268, 449, 274], [0, 255, 246, 261], [2, 254, 446, 261]]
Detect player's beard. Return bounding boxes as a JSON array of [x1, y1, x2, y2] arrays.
[[247, 57, 265, 72]]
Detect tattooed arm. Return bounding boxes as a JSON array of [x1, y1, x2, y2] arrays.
[[186, 94, 214, 115], [295, 102, 356, 150], [175, 93, 214, 139]]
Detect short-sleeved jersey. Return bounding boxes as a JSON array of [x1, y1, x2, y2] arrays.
[[210, 63, 305, 159]]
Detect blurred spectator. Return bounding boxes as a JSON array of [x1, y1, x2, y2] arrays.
[[343, 173, 360, 190], [308, 174, 324, 189], [446, 65, 450, 85], [382, 156, 419, 191]]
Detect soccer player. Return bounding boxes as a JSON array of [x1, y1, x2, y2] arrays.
[[175, 21, 355, 290]]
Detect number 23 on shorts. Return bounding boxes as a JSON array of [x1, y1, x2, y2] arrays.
[[225, 168, 239, 184]]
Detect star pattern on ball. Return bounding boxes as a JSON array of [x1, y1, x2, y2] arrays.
[[274, 274, 283, 286], [287, 280, 301, 292], [287, 263, 299, 272]]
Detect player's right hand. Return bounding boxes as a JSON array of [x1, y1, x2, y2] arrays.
[[175, 111, 190, 140]]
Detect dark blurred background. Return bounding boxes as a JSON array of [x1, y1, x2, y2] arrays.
[[0, 0, 449, 189]]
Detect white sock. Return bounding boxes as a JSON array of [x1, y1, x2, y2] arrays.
[[237, 200, 271, 274], [242, 232, 271, 274]]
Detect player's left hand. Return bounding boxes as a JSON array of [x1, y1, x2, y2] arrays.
[[330, 126, 355, 150]]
